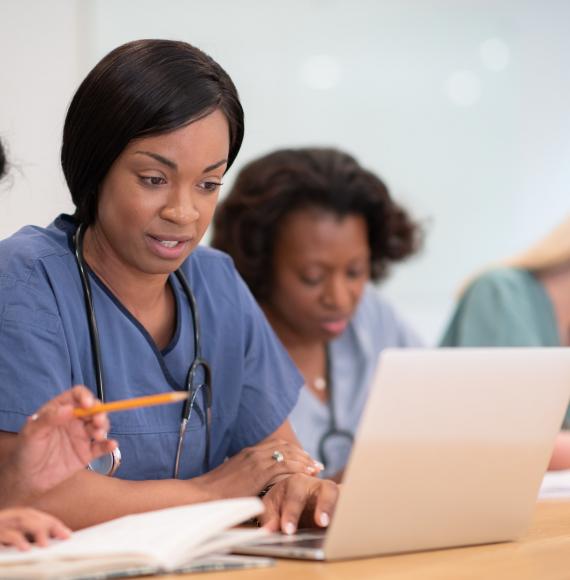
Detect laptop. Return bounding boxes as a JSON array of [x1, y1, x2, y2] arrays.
[[235, 348, 570, 560]]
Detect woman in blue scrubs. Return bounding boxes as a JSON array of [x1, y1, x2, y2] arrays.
[[0, 40, 336, 533]]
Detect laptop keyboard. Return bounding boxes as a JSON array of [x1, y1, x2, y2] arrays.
[[254, 530, 326, 549], [282, 536, 325, 549]]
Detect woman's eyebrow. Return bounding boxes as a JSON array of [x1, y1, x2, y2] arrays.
[[135, 151, 177, 170], [134, 152, 227, 174], [203, 158, 228, 173]]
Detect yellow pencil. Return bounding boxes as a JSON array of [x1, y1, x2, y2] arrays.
[[74, 391, 190, 417]]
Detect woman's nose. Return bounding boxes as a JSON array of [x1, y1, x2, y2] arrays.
[[160, 188, 200, 224], [321, 275, 354, 312]]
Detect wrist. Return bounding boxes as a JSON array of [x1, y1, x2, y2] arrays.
[[0, 460, 37, 507], [186, 472, 224, 502]]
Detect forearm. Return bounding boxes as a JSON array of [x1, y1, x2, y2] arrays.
[[0, 435, 35, 508], [548, 431, 570, 470], [260, 419, 303, 447], [31, 469, 218, 530], [0, 462, 38, 508]]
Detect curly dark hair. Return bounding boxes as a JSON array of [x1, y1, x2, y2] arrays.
[[211, 147, 422, 302]]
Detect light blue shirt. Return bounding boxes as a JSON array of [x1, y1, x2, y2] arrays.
[[0, 215, 302, 480], [289, 285, 422, 477]]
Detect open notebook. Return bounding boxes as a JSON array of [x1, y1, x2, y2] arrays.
[[0, 497, 268, 579]]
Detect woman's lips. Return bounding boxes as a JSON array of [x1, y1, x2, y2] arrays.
[[145, 234, 191, 260], [320, 319, 349, 335]]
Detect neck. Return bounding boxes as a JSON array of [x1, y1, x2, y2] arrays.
[[82, 225, 170, 313]]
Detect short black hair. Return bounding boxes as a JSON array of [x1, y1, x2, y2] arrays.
[[61, 39, 244, 225], [212, 147, 423, 302]]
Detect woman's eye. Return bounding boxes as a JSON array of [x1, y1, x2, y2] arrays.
[[140, 175, 166, 186], [199, 181, 223, 193], [300, 275, 323, 286], [347, 267, 368, 280]]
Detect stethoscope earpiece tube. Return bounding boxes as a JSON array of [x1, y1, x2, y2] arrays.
[[75, 224, 105, 403], [75, 224, 122, 476]]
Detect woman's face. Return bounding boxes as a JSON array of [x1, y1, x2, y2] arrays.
[[264, 208, 371, 342], [93, 108, 229, 276]]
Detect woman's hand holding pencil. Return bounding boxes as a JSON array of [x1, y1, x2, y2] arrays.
[[6, 386, 116, 503], [3, 388, 188, 509]]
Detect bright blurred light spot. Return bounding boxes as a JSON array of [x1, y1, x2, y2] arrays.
[[444, 70, 481, 107], [480, 38, 510, 71], [300, 54, 341, 90]]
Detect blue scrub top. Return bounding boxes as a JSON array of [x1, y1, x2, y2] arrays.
[[0, 215, 302, 480]]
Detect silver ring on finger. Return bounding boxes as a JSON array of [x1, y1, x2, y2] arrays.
[[272, 450, 285, 463]]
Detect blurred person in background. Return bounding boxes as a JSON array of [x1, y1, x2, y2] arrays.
[[441, 216, 570, 469], [212, 147, 423, 480]]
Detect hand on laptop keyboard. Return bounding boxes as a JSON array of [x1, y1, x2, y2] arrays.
[[258, 473, 339, 535]]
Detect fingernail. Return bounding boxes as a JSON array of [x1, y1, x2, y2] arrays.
[[305, 465, 316, 474], [320, 512, 330, 527], [314, 462, 325, 471], [284, 522, 296, 535]]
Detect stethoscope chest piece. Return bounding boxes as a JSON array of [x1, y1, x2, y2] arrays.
[[87, 445, 122, 477]]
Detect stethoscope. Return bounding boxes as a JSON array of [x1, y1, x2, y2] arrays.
[[317, 347, 355, 470], [74, 224, 212, 478]]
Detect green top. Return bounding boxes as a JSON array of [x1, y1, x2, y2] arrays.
[[441, 268, 560, 347], [440, 268, 569, 426]]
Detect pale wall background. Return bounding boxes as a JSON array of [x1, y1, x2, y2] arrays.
[[1, 0, 569, 344]]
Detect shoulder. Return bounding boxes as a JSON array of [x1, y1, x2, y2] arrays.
[[467, 267, 534, 292], [352, 285, 397, 325], [181, 245, 252, 310], [182, 245, 239, 289], [0, 219, 74, 352], [440, 267, 546, 346], [353, 284, 412, 328], [461, 268, 537, 306], [183, 245, 235, 275], [349, 284, 422, 347], [0, 217, 72, 288], [188, 244, 234, 263]]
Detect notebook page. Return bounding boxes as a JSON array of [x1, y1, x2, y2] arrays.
[[0, 497, 263, 571], [176, 528, 269, 563]]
